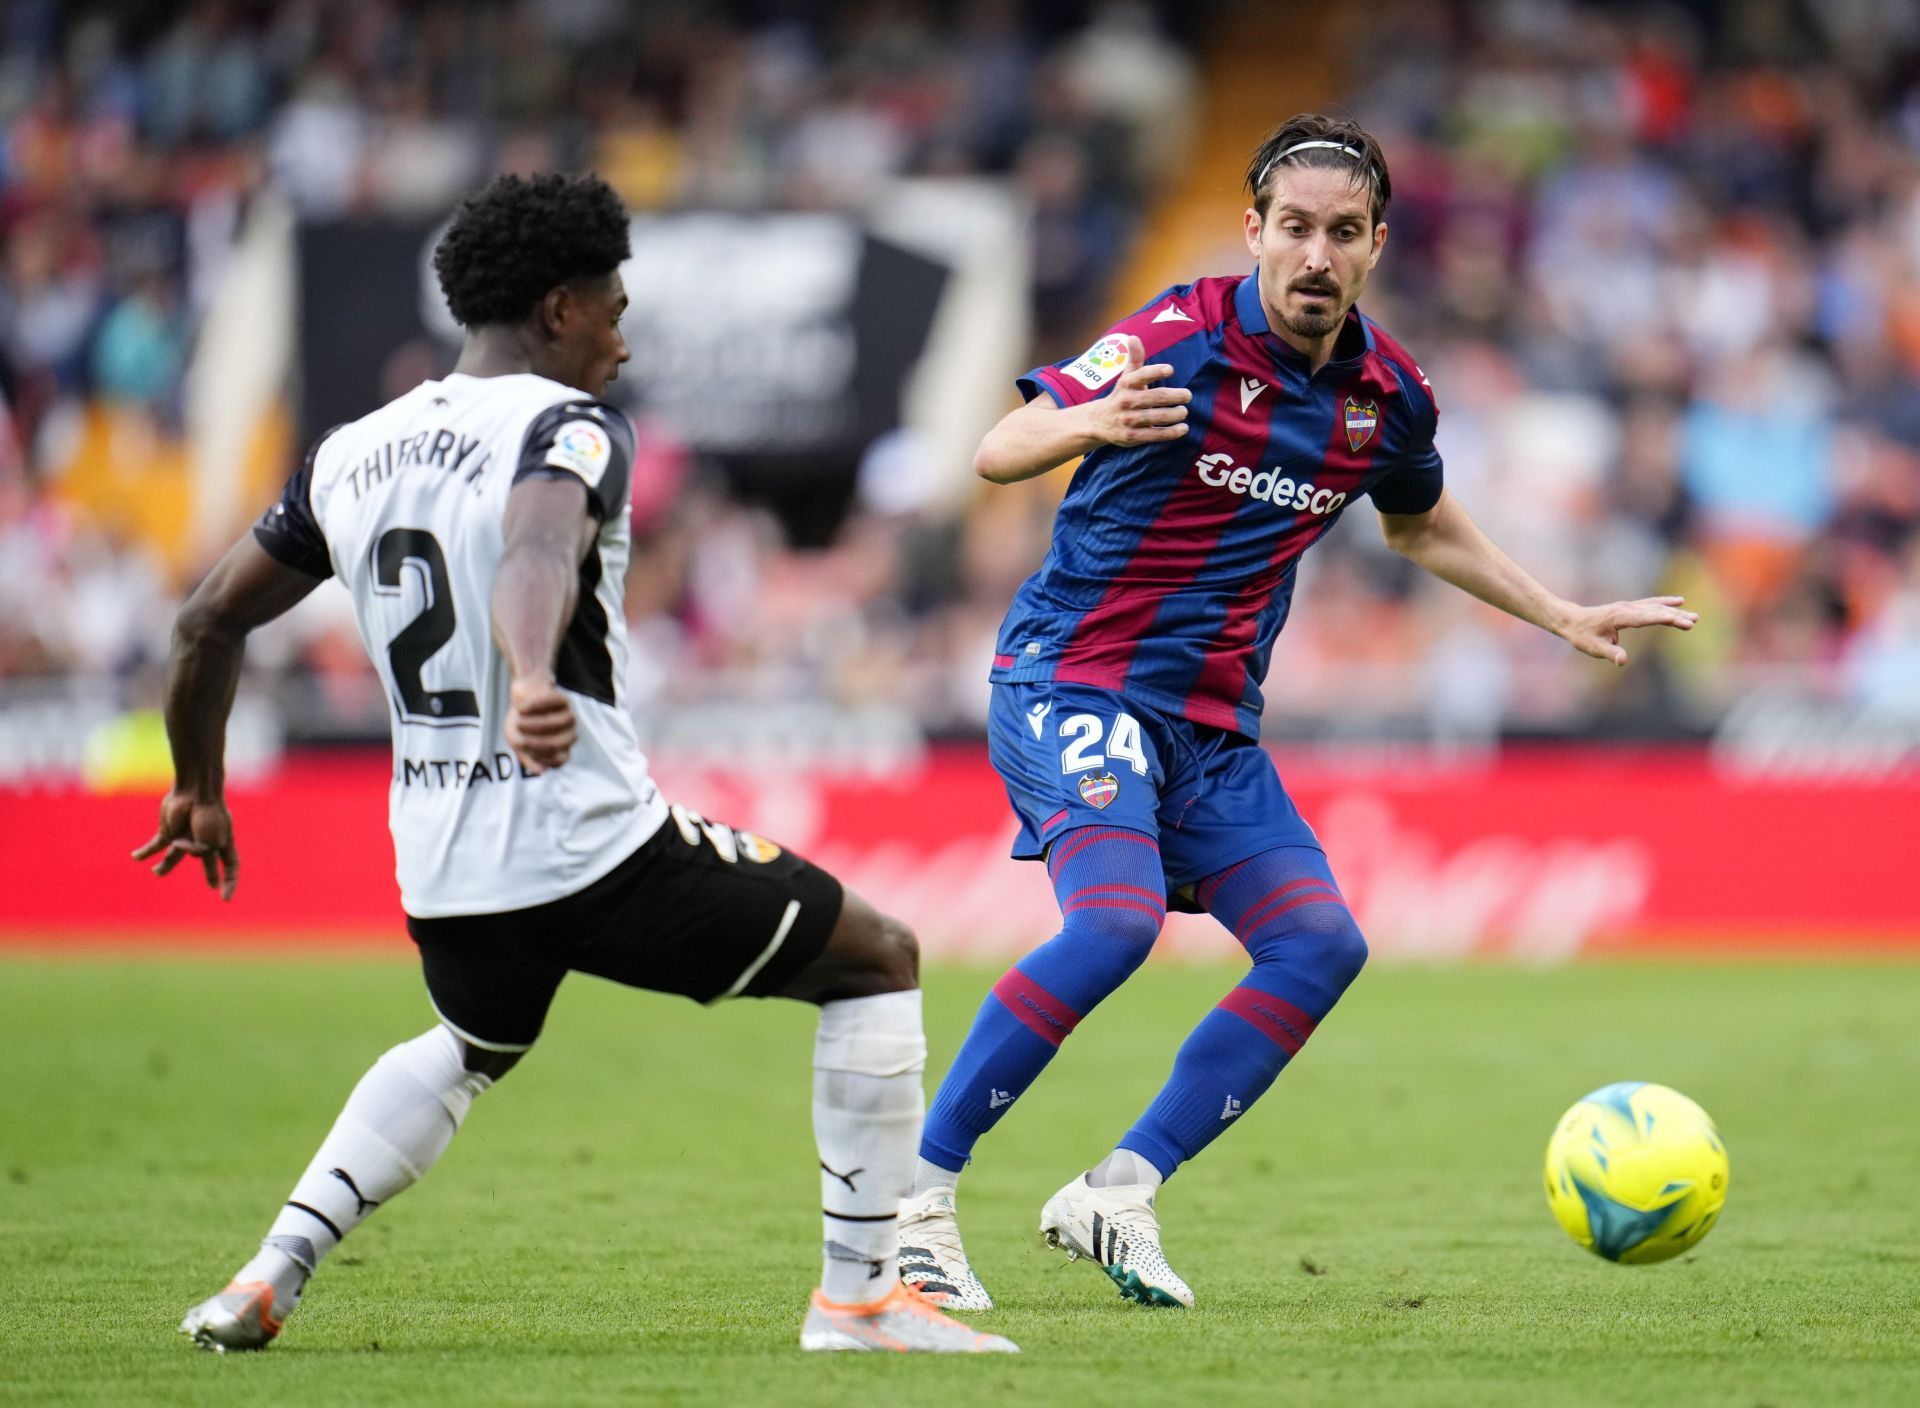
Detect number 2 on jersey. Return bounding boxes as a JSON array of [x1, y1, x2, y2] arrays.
[[1059, 711, 1148, 776], [373, 528, 480, 725]]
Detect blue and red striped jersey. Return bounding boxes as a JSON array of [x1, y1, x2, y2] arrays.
[[992, 272, 1443, 739]]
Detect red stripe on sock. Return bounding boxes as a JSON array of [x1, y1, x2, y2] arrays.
[[1048, 826, 1156, 873], [1194, 857, 1256, 911], [1237, 881, 1345, 939], [1239, 876, 1338, 914], [1216, 987, 1317, 1055], [991, 970, 1081, 1047], [1063, 882, 1167, 907], [1063, 896, 1167, 922]]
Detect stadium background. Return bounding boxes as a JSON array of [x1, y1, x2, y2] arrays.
[[3, 4, 1919, 1405], [4, 0, 1917, 956]]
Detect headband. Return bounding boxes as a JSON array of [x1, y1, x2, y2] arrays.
[[1256, 139, 1374, 194]]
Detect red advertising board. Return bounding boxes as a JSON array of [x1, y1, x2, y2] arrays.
[[4, 747, 1916, 957]]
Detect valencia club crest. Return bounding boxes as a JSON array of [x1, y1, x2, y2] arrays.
[[1343, 396, 1379, 452]]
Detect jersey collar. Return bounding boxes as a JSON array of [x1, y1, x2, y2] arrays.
[[1234, 270, 1374, 373]]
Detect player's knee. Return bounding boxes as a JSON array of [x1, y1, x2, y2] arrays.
[[781, 893, 917, 1003], [1319, 907, 1369, 992], [1062, 900, 1164, 955], [868, 912, 920, 992], [373, 1026, 502, 1125], [459, 1041, 527, 1082], [834, 905, 921, 994], [1245, 902, 1367, 995]]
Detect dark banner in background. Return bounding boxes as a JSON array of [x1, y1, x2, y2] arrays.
[[297, 213, 949, 544]]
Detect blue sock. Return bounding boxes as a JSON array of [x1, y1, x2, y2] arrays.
[[1118, 846, 1367, 1179], [919, 827, 1165, 1171]]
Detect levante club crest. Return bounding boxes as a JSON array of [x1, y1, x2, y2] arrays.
[[1078, 771, 1120, 809], [1343, 396, 1379, 452]]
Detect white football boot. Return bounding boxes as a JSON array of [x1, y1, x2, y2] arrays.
[[1038, 1173, 1194, 1308], [896, 1186, 995, 1310], [800, 1282, 1018, 1353], [179, 1281, 287, 1352]]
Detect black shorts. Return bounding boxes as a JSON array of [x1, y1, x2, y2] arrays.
[[405, 810, 844, 1050]]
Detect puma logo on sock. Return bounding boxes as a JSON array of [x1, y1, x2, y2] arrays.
[[821, 1161, 864, 1194], [328, 1168, 380, 1216]]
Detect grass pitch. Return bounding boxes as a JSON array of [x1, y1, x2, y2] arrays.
[[2, 955, 1917, 1407]]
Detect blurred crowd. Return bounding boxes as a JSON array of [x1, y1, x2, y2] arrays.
[[0, 0, 1195, 736], [1279, 0, 1920, 738], [5, 0, 1920, 748]]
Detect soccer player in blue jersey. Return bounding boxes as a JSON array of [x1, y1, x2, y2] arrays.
[[893, 114, 1698, 1310]]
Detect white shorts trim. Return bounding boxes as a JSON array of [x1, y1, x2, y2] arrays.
[[714, 899, 802, 1003], [431, 999, 537, 1053]]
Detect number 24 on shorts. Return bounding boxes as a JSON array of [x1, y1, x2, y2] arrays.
[[1057, 711, 1149, 777]]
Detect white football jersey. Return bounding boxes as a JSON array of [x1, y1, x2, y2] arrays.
[[256, 371, 667, 916]]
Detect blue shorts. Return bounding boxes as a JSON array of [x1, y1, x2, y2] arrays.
[[986, 681, 1321, 906]]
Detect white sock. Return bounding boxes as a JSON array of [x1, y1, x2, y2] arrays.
[[1087, 1147, 1163, 1192], [813, 990, 927, 1305], [249, 1026, 491, 1308], [912, 1156, 963, 1197], [233, 1242, 311, 1314]]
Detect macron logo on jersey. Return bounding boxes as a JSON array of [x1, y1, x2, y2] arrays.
[[1194, 452, 1347, 516]]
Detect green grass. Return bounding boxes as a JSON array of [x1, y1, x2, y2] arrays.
[[2, 956, 1918, 1407]]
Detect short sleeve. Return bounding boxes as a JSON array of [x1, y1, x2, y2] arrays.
[[512, 400, 636, 521], [1368, 371, 1443, 516], [252, 427, 340, 578], [1016, 284, 1204, 408]]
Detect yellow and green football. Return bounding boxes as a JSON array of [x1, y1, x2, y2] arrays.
[[1543, 1081, 1728, 1264]]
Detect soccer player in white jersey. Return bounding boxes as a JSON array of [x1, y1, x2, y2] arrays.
[[142, 174, 1013, 1356]]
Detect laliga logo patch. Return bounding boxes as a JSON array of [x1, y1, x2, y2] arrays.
[[1343, 396, 1379, 452], [1065, 335, 1132, 390], [545, 419, 612, 487], [1078, 771, 1121, 809]]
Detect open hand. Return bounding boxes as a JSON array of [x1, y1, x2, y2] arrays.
[[506, 672, 576, 773], [1558, 596, 1698, 666], [132, 790, 239, 901], [1088, 335, 1191, 447]]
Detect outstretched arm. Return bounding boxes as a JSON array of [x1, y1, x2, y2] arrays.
[[1378, 490, 1697, 665], [974, 335, 1191, 484], [133, 535, 325, 898], [490, 475, 598, 773]]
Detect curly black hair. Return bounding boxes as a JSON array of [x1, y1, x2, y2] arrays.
[[432, 173, 631, 327]]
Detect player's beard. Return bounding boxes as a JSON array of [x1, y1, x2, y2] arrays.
[[1279, 284, 1346, 339]]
